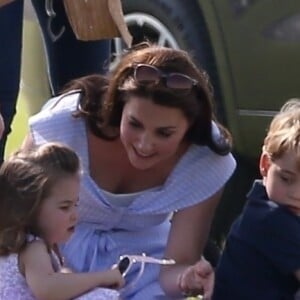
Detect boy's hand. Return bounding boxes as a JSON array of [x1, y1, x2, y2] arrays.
[[177, 258, 214, 300]]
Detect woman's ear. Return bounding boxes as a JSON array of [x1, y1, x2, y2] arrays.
[[259, 152, 271, 177]]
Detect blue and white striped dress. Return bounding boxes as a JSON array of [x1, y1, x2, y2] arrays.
[[29, 92, 236, 299]]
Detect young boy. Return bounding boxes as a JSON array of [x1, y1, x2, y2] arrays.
[[213, 99, 300, 300]]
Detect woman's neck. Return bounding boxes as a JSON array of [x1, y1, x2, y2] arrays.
[[87, 129, 191, 193]]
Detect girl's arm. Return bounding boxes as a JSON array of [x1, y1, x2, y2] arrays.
[[20, 240, 124, 300], [159, 189, 223, 299]]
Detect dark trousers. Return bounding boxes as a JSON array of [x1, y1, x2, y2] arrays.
[[0, 0, 110, 161]]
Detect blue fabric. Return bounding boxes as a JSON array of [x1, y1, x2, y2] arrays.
[[29, 92, 236, 299], [0, 0, 110, 162], [214, 180, 300, 300]]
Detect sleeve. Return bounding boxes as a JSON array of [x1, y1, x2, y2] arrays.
[[254, 208, 300, 274], [130, 145, 236, 214], [28, 92, 81, 146]]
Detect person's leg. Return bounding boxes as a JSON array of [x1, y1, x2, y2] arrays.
[[0, 0, 24, 162], [31, 0, 111, 95]]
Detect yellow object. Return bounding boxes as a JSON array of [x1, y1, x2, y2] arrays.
[[5, 96, 28, 158], [5, 19, 50, 157]]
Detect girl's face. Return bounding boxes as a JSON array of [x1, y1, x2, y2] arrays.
[[260, 150, 300, 215], [120, 96, 190, 170], [36, 174, 80, 246]]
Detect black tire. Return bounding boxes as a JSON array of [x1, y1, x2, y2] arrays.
[[121, 0, 224, 120]]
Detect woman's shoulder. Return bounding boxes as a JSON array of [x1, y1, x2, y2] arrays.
[[43, 90, 81, 110], [30, 90, 81, 123], [175, 145, 235, 195], [180, 144, 236, 174], [131, 146, 236, 213], [28, 91, 85, 146]]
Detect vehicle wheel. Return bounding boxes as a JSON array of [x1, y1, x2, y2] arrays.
[[112, 0, 224, 120]]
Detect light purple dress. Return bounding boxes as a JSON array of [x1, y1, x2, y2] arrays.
[[0, 253, 36, 300], [0, 237, 119, 300], [29, 92, 236, 299]]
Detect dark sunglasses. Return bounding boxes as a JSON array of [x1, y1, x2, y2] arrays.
[[133, 64, 198, 94], [116, 253, 175, 292], [117, 253, 175, 277]]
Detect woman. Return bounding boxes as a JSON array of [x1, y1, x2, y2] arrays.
[[22, 43, 236, 299]]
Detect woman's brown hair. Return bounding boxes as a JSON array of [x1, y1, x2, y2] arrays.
[[64, 42, 232, 154]]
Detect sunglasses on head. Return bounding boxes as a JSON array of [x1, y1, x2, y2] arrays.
[[133, 63, 198, 94]]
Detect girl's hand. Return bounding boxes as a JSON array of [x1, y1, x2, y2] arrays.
[[103, 268, 125, 289], [177, 258, 214, 300]]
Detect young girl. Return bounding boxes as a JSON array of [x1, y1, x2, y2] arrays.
[[0, 142, 124, 300]]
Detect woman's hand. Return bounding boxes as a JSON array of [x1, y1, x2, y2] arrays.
[[177, 257, 214, 300]]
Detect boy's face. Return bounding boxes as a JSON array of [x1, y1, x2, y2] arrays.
[[260, 150, 300, 215]]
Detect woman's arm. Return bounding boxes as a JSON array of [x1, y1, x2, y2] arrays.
[[21, 240, 124, 300], [159, 188, 223, 299]]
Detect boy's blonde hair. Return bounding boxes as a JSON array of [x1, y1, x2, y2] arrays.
[[263, 98, 300, 162]]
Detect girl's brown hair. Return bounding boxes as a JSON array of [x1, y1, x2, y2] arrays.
[[64, 42, 232, 154], [0, 142, 80, 256]]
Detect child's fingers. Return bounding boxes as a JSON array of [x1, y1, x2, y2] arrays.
[[202, 272, 215, 300], [194, 259, 213, 277], [178, 267, 204, 296]]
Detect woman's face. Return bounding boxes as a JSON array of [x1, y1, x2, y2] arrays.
[[120, 96, 190, 170]]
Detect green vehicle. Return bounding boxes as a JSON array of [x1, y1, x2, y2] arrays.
[[20, 0, 300, 243]]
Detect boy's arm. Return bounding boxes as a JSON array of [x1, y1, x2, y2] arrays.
[[21, 240, 124, 300]]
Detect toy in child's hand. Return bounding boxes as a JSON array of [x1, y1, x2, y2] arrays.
[[115, 253, 175, 293], [117, 253, 176, 277]]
